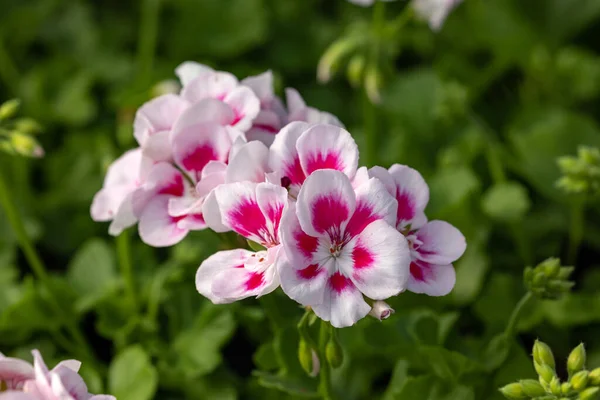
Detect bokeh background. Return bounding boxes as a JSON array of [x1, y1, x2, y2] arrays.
[[2, 0, 600, 399]]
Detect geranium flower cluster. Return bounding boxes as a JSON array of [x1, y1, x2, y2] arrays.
[[0, 350, 114, 400], [91, 63, 466, 328]]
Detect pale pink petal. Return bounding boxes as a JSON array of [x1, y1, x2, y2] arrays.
[[407, 260, 456, 296], [351, 166, 370, 189], [344, 177, 397, 238], [388, 164, 430, 229], [168, 194, 201, 218], [228, 134, 248, 161], [52, 360, 81, 373], [0, 357, 34, 390], [51, 366, 88, 399], [138, 195, 190, 247], [367, 166, 396, 196], [414, 220, 466, 265], [196, 249, 254, 303], [108, 193, 137, 236], [246, 110, 282, 146], [171, 121, 232, 180], [341, 220, 410, 300], [214, 182, 271, 244], [226, 141, 270, 183], [211, 262, 278, 302], [172, 99, 235, 132], [280, 203, 326, 267], [268, 121, 311, 190], [181, 71, 238, 103], [32, 350, 49, 379], [0, 392, 36, 400], [312, 272, 370, 328], [296, 170, 356, 237], [296, 124, 358, 178], [141, 130, 172, 162], [175, 61, 214, 87], [201, 190, 230, 233], [241, 71, 274, 104], [223, 86, 261, 131], [133, 94, 188, 146], [285, 88, 306, 115], [278, 256, 330, 306], [196, 170, 226, 198], [291, 107, 343, 127], [131, 163, 186, 217], [201, 160, 227, 179], [256, 182, 288, 243], [88, 396, 117, 400]]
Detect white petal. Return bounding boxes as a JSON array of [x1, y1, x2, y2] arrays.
[[201, 190, 229, 233], [268, 121, 311, 189], [388, 164, 430, 229], [407, 260, 456, 296], [296, 169, 356, 237], [0, 392, 37, 400], [175, 61, 214, 86], [130, 162, 185, 217], [196, 249, 254, 304], [256, 182, 288, 244], [226, 140, 270, 183], [181, 70, 238, 103], [344, 177, 397, 238], [312, 272, 370, 328], [415, 220, 466, 264], [284, 88, 306, 114], [0, 357, 34, 390], [367, 166, 396, 197], [133, 94, 188, 146], [223, 86, 261, 131], [241, 70, 274, 103], [280, 202, 323, 267], [172, 98, 236, 132], [296, 124, 358, 179], [108, 193, 138, 236], [50, 366, 88, 399], [278, 256, 330, 307], [343, 220, 410, 300], [141, 130, 171, 162], [211, 263, 278, 302]]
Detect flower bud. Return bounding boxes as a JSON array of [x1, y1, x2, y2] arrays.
[[571, 370, 589, 391], [557, 266, 575, 280], [580, 387, 600, 400], [10, 132, 44, 158], [13, 118, 43, 135], [326, 337, 344, 368], [519, 379, 545, 397], [368, 301, 395, 321], [298, 338, 319, 377], [499, 383, 527, 399], [535, 362, 556, 385], [549, 376, 562, 395], [567, 343, 586, 376], [0, 99, 20, 120], [346, 54, 366, 88], [364, 65, 383, 104], [588, 367, 600, 386], [561, 382, 573, 395], [533, 340, 556, 370], [317, 36, 362, 83], [523, 266, 534, 284]]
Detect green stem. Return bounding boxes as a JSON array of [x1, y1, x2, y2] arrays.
[[318, 320, 334, 400], [0, 166, 96, 364], [137, 0, 161, 85], [116, 230, 138, 312], [392, 4, 414, 34], [504, 292, 533, 339], [0, 34, 20, 94], [567, 196, 585, 265]]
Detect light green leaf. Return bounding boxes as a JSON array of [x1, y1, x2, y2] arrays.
[[482, 181, 531, 222], [108, 345, 158, 400]]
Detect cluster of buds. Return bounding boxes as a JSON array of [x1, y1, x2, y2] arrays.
[[524, 258, 575, 300], [500, 341, 600, 400], [556, 146, 600, 195], [0, 99, 44, 158]]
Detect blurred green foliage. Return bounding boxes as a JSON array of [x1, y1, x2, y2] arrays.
[[2, 0, 600, 399]]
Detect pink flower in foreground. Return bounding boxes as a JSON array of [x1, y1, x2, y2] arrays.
[[285, 89, 342, 128], [369, 165, 466, 296], [278, 170, 410, 328], [196, 182, 288, 303], [346, 0, 396, 7], [412, 0, 463, 31], [0, 352, 34, 390], [0, 350, 113, 400], [269, 122, 359, 197]]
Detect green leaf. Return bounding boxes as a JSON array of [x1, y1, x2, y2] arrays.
[[481, 181, 531, 222], [253, 371, 319, 397], [67, 238, 118, 313], [108, 345, 158, 400], [449, 231, 490, 306], [383, 360, 410, 400], [419, 346, 480, 381], [53, 72, 97, 125], [427, 166, 481, 217], [172, 304, 236, 378]]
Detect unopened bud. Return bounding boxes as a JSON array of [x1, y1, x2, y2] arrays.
[[298, 339, 319, 377], [533, 271, 548, 287], [534, 340, 556, 369], [0, 99, 20, 120], [369, 301, 395, 321], [317, 36, 362, 83], [499, 383, 527, 399], [561, 382, 573, 395], [13, 118, 42, 135], [10, 132, 44, 158], [519, 379, 545, 397], [346, 54, 366, 88], [523, 266, 534, 284], [326, 337, 344, 368], [567, 344, 586, 376], [364, 65, 383, 104], [547, 280, 575, 292], [557, 266, 575, 280], [571, 370, 589, 391], [535, 362, 556, 384], [588, 368, 600, 386], [580, 387, 600, 400], [542, 259, 560, 278], [549, 376, 562, 395]]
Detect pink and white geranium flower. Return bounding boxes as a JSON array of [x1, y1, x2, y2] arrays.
[[412, 0, 463, 31], [368, 164, 466, 296], [0, 350, 114, 400], [269, 122, 359, 197], [278, 169, 410, 328], [196, 182, 288, 303]]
